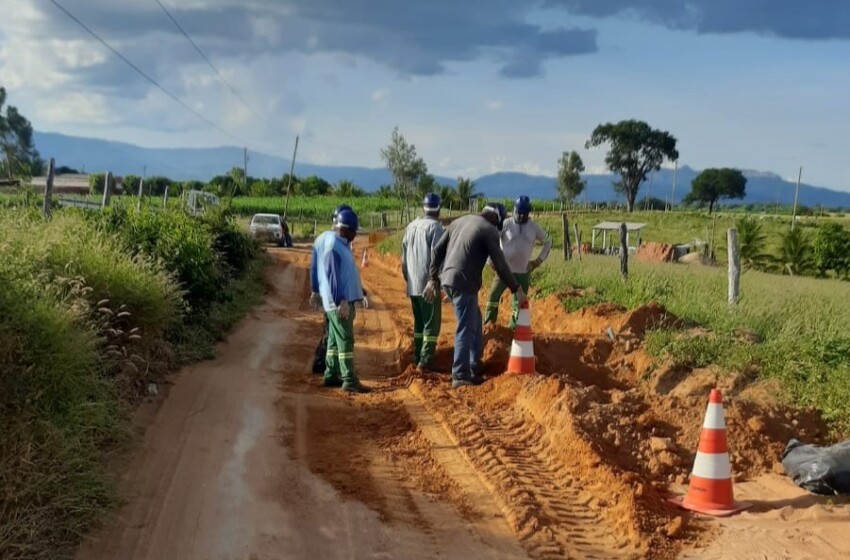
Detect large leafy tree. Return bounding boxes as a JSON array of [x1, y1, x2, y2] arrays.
[[556, 150, 586, 204], [585, 120, 678, 212], [0, 86, 43, 180], [813, 222, 850, 278], [380, 127, 427, 220], [685, 168, 747, 214]]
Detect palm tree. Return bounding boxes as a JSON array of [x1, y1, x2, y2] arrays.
[[736, 216, 772, 270], [439, 185, 459, 208], [778, 226, 813, 276], [456, 177, 477, 208], [376, 185, 393, 198]]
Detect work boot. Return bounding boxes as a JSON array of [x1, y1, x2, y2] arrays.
[[342, 381, 372, 394], [322, 377, 343, 388], [416, 362, 442, 375], [451, 373, 484, 389]]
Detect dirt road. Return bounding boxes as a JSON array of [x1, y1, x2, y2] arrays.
[[77, 245, 850, 560]]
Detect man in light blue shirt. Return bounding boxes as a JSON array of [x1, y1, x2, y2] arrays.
[[313, 208, 370, 394]]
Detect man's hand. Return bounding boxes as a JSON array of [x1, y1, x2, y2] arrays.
[[337, 300, 350, 320], [423, 279, 440, 303], [527, 258, 543, 273], [515, 286, 527, 307], [309, 292, 322, 310]]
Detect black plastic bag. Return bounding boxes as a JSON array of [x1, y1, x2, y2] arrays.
[[781, 438, 850, 495]]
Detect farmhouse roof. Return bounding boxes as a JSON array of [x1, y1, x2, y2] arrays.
[[592, 222, 646, 231]]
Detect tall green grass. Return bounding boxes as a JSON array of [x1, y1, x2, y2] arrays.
[[0, 207, 264, 559]]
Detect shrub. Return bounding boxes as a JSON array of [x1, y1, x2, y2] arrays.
[[736, 216, 772, 270], [813, 222, 850, 278], [777, 226, 814, 276]]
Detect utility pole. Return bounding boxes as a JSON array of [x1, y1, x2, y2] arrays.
[[791, 166, 802, 230], [243, 147, 249, 196], [283, 135, 300, 220], [670, 160, 678, 212]]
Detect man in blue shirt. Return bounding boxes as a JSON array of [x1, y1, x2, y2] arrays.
[[314, 208, 370, 394]]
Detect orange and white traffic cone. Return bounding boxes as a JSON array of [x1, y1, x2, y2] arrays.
[[361, 248, 368, 268], [507, 301, 535, 374], [671, 389, 752, 517]]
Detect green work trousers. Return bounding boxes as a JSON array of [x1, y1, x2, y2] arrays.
[[411, 296, 441, 367], [484, 272, 530, 329], [324, 306, 359, 384]]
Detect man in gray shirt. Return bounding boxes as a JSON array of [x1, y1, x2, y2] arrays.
[[426, 203, 526, 388], [402, 193, 445, 372]]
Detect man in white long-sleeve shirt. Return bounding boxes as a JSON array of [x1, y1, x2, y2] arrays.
[[484, 195, 552, 329], [402, 193, 445, 371]]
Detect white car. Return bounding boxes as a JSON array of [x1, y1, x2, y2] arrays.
[[249, 213, 292, 247]]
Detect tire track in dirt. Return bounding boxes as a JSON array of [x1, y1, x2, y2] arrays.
[[409, 380, 637, 560]]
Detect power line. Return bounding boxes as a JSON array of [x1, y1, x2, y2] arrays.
[[47, 0, 246, 145], [153, 0, 264, 122]]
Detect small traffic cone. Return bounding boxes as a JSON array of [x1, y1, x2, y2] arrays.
[[507, 301, 535, 374], [361, 248, 368, 267], [670, 389, 752, 517]]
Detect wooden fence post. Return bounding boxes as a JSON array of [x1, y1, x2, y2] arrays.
[[619, 222, 628, 278], [370, 214, 375, 230], [380, 212, 388, 228], [562, 214, 572, 260], [137, 178, 145, 211], [163, 184, 169, 207], [573, 222, 582, 262], [728, 228, 740, 306], [43, 157, 55, 218], [101, 171, 112, 208]]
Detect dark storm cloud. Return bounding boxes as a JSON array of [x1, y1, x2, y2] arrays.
[[547, 0, 850, 40], [33, 0, 598, 84]]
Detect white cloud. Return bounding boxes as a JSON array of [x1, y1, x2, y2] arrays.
[[371, 88, 390, 101], [489, 156, 544, 175], [486, 100, 503, 111], [37, 92, 116, 125], [290, 117, 308, 135]]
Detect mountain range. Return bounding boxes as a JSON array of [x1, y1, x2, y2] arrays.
[[34, 131, 850, 208]]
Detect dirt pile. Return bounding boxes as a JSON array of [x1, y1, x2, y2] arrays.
[[637, 242, 676, 263]]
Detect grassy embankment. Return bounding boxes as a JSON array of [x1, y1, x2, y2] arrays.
[[0, 204, 264, 560], [377, 215, 850, 435]]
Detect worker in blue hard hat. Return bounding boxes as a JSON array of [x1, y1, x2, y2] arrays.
[[312, 207, 371, 393], [484, 195, 551, 329]]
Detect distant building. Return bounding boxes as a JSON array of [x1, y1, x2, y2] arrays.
[[29, 174, 125, 195]]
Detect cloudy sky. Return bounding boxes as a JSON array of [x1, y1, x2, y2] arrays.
[[1, 0, 849, 187]]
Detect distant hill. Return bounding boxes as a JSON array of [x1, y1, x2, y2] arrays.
[[35, 131, 850, 208]]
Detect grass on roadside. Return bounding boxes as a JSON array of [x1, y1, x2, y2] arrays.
[[0, 206, 265, 560]]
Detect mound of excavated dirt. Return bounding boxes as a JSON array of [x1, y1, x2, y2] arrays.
[[637, 242, 675, 263]]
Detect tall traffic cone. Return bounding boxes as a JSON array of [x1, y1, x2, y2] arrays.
[[507, 301, 535, 374], [361, 248, 368, 267], [670, 389, 752, 517]]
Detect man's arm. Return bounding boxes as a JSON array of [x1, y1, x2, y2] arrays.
[[310, 244, 320, 293], [323, 247, 345, 307], [486, 231, 519, 292], [534, 223, 553, 263], [401, 229, 409, 282], [429, 227, 450, 282]]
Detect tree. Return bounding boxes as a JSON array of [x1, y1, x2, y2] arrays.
[[0, 87, 43, 180], [685, 168, 747, 214], [376, 185, 394, 198], [455, 177, 477, 208], [556, 151, 585, 204], [300, 175, 332, 196], [440, 185, 459, 208], [778, 226, 813, 276], [335, 179, 364, 198], [813, 222, 850, 278], [736, 216, 772, 270], [380, 127, 427, 219], [585, 120, 678, 212]]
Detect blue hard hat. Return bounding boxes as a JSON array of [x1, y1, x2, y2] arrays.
[[332, 204, 353, 223], [423, 192, 442, 210], [514, 196, 532, 215], [335, 208, 359, 232]]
